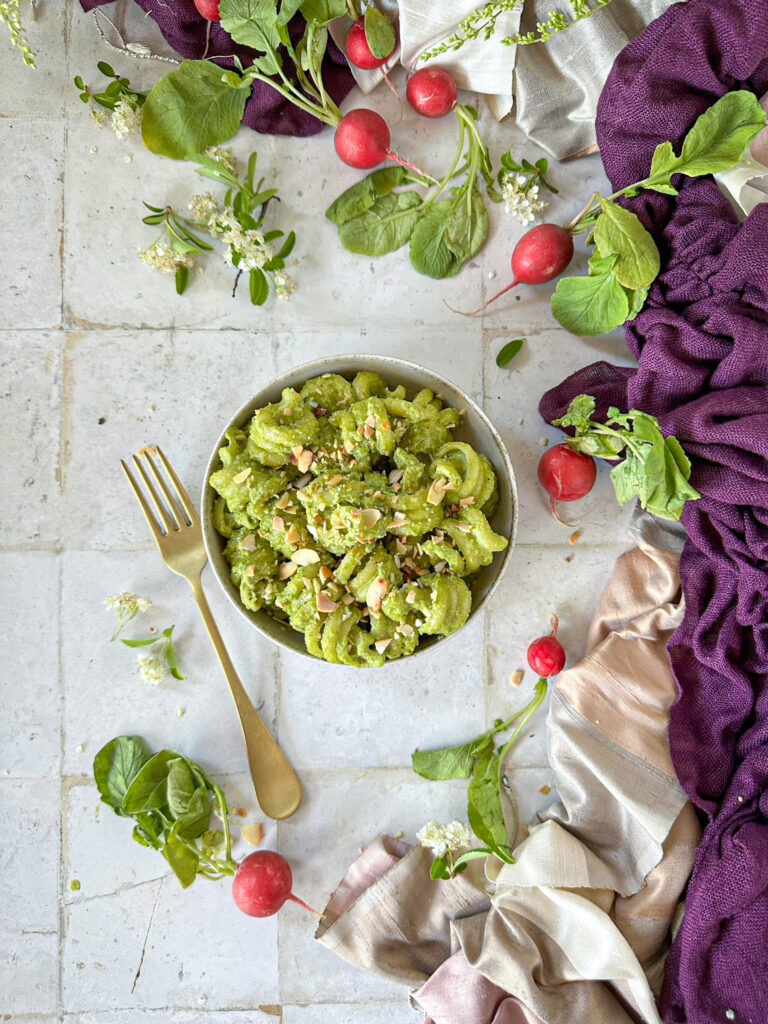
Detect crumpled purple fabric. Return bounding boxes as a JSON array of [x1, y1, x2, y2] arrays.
[[539, 1, 768, 1021], [79, 0, 354, 135]]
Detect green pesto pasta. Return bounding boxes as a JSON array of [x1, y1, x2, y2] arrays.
[[209, 372, 508, 667]]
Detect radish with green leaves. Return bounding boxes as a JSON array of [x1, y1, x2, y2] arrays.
[[232, 850, 320, 918], [345, 17, 394, 70], [454, 223, 574, 315], [406, 67, 458, 119]]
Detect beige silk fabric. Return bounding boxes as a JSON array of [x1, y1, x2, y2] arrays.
[[316, 530, 701, 1023]]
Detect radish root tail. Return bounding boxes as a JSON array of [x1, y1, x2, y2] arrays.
[[549, 497, 575, 528], [289, 893, 323, 917], [380, 69, 404, 125], [446, 278, 521, 317], [385, 150, 439, 185]]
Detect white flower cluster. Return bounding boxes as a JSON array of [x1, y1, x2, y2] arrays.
[[273, 269, 297, 300], [219, 213, 275, 272], [205, 145, 237, 174], [501, 172, 546, 226], [110, 97, 143, 141], [416, 820, 473, 857], [189, 192, 222, 229], [137, 240, 196, 275], [105, 592, 152, 616], [138, 655, 167, 686]]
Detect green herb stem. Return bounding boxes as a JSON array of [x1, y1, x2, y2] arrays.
[[496, 678, 548, 787]]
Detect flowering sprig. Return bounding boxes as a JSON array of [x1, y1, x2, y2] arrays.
[[105, 592, 152, 641], [509, 0, 615, 45], [122, 626, 184, 683], [74, 62, 146, 139], [141, 149, 297, 305], [416, 820, 480, 879], [1, 0, 35, 67], [497, 152, 557, 226]]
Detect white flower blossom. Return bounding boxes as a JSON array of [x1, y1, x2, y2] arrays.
[[137, 655, 168, 686], [501, 173, 546, 226], [205, 145, 237, 174], [416, 820, 472, 857], [189, 192, 221, 228], [138, 240, 196, 275], [221, 222, 275, 271], [90, 107, 107, 127], [105, 592, 152, 640], [110, 97, 143, 141], [274, 269, 297, 299]]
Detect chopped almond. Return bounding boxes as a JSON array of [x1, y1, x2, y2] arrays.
[[344, 440, 355, 453], [244, 564, 256, 578], [241, 822, 263, 847], [459, 496, 475, 507], [374, 638, 392, 654], [360, 508, 382, 529], [232, 467, 252, 484], [405, 590, 416, 604], [293, 548, 320, 566], [285, 524, 301, 546], [294, 472, 313, 489], [297, 449, 315, 474], [272, 515, 285, 532], [276, 492, 290, 510], [316, 592, 339, 614], [363, 423, 375, 439], [398, 623, 414, 637], [388, 469, 404, 484], [240, 534, 256, 551], [426, 477, 450, 505], [291, 445, 304, 458], [277, 561, 297, 580], [510, 669, 524, 687], [366, 575, 389, 612], [319, 565, 333, 583], [328, 474, 343, 486], [455, 522, 472, 532]]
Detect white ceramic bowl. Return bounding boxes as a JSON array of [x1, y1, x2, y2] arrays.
[[201, 355, 517, 664]]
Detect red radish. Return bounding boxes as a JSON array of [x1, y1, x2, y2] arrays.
[[193, 0, 220, 19], [538, 443, 596, 522], [345, 18, 395, 70], [452, 223, 574, 316], [334, 108, 436, 179], [232, 851, 319, 918], [406, 67, 458, 118], [528, 616, 566, 677]]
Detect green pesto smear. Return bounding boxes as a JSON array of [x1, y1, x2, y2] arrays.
[[210, 372, 508, 667]]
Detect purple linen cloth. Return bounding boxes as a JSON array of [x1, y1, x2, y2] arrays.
[[539, 2, 768, 1021], [79, 0, 354, 135]]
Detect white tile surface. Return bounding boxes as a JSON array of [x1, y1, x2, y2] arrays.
[[1, 4, 641, 1020], [0, 779, 59, 1014]]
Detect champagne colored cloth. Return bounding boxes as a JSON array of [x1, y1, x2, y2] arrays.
[[538, 2, 768, 1019], [317, 532, 700, 1024]]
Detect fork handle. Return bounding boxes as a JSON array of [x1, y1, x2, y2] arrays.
[[189, 579, 302, 820]]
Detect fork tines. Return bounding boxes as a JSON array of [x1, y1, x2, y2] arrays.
[[121, 445, 198, 538]]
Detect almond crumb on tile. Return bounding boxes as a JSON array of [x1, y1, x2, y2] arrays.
[[136, 445, 157, 457], [241, 822, 264, 847], [569, 531, 581, 544], [510, 669, 524, 687], [565, 555, 573, 563], [177, 707, 185, 717], [539, 785, 551, 795], [393, 830, 404, 839]]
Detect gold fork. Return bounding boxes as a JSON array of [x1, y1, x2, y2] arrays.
[[121, 446, 302, 820]]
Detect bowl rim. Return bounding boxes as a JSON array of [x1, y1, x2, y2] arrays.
[[201, 353, 518, 665]]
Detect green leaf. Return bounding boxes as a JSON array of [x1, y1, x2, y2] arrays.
[[430, 855, 451, 880], [409, 202, 461, 279], [249, 268, 269, 305], [624, 282, 650, 321], [452, 848, 493, 870], [443, 185, 490, 266], [609, 451, 645, 506], [552, 394, 596, 434], [646, 140, 678, 194], [466, 754, 513, 861], [276, 230, 296, 259], [132, 811, 164, 849], [593, 201, 660, 290], [142, 61, 248, 160], [551, 271, 630, 336], [364, 6, 396, 59], [412, 732, 494, 781], [300, 0, 346, 23], [671, 90, 766, 179], [166, 758, 196, 817], [162, 833, 199, 888], [277, 0, 304, 24], [338, 191, 423, 257], [220, 0, 281, 54], [97, 60, 116, 77], [173, 784, 212, 840], [120, 635, 160, 648], [93, 736, 150, 815], [161, 626, 184, 680], [73, 74, 85, 89], [123, 750, 178, 813], [496, 338, 524, 367], [326, 167, 407, 226]]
